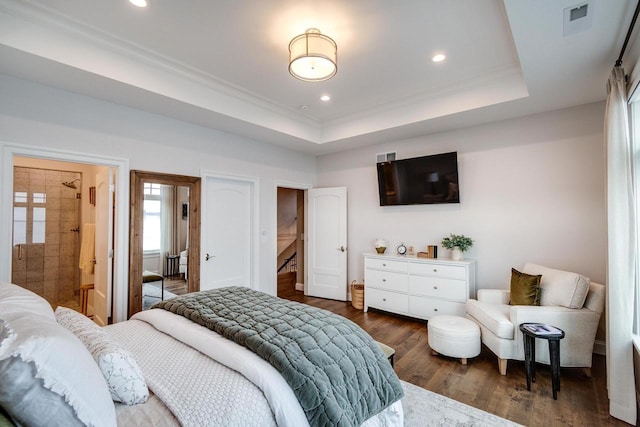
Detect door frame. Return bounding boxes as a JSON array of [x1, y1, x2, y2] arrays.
[[273, 181, 312, 296], [0, 142, 130, 322], [202, 170, 259, 290], [128, 170, 201, 317]]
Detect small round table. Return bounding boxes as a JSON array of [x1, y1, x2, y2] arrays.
[[519, 323, 565, 400], [165, 254, 180, 277]]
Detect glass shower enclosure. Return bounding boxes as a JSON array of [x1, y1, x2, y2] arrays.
[[12, 167, 82, 309]]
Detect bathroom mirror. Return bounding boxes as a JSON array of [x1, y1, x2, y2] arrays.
[[129, 170, 201, 317]]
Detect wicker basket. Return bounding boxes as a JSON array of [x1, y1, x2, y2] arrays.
[[351, 280, 365, 310]]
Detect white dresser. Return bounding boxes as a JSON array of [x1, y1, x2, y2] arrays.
[[363, 253, 476, 320]]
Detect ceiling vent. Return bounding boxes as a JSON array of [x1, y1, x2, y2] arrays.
[[563, 2, 593, 36], [376, 152, 396, 163]]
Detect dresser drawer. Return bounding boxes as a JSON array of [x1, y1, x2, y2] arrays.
[[366, 288, 409, 314], [408, 296, 466, 319], [365, 269, 409, 292], [365, 257, 408, 273], [408, 276, 467, 301], [408, 262, 466, 279]]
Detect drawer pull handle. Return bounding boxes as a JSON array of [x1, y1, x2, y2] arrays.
[[433, 269, 437, 272], [434, 286, 438, 290], [434, 308, 438, 312], [383, 263, 387, 267], [382, 279, 386, 282], [383, 298, 387, 302]]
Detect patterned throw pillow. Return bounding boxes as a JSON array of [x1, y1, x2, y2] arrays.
[[55, 307, 149, 405]]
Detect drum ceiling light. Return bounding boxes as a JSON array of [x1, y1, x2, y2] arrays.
[[288, 28, 337, 82]]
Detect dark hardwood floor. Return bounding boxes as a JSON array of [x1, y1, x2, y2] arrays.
[[277, 284, 628, 427]]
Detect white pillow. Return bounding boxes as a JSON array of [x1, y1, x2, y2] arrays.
[[0, 311, 116, 427], [55, 307, 149, 405], [522, 263, 590, 309], [0, 282, 54, 319]]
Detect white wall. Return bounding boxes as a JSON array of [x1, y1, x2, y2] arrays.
[[0, 74, 316, 298], [316, 102, 606, 290]]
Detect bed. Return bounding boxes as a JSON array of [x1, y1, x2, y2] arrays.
[[0, 282, 404, 427]]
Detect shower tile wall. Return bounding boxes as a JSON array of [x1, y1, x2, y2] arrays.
[[12, 167, 81, 307]]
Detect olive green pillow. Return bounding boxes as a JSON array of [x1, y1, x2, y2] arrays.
[[510, 268, 542, 305]]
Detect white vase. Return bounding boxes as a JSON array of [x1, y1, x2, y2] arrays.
[[451, 247, 463, 261]]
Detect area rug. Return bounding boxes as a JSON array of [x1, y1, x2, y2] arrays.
[[401, 380, 522, 426], [142, 283, 177, 310]]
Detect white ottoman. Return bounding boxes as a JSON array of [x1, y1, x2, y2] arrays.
[[428, 315, 480, 365]]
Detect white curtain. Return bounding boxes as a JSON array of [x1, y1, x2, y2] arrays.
[[605, 66, 637, 425], [160, 185, 178, 274]]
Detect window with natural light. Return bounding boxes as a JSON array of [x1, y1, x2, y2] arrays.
[[143, 183, 162, 252]]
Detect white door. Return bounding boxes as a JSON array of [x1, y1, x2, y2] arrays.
[[94, 168, 114, 326], [201, 176, 253, 290], [307, 187, 347, 301]]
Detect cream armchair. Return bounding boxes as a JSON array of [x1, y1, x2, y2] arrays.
[[179, 249, 188, 280], [466, 263, 605, 376]]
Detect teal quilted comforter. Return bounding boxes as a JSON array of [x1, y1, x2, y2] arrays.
[[153, 286, 404, 426]]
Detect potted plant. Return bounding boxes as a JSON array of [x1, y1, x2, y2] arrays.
[[441, 234, 473, 261]]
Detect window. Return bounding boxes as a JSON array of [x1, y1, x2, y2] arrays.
[[13, 191, 46, 245], [143, 183, 162, 252]]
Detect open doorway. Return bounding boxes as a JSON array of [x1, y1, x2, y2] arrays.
[[129, 170, 201, 317], [140, 182, 190, 310], [11, 157, 115, 323], [276, 187, 305, 298]]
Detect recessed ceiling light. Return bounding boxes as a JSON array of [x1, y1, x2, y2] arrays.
[[299, 105, 310, 110], [320, 95, 331, 102], [129, 0, 148, 8], [432, 53, 446, 63]]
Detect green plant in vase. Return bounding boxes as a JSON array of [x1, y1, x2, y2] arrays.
[[441, 234, 473, 260]]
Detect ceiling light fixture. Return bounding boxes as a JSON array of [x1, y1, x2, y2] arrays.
[[432, 53, 446, 63], [129, 0, 148, 8], [289, 28, 337, 82], [320, 95, 331, 101]]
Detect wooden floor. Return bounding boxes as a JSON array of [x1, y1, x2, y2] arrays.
[[164, 276, 189, 295], [277, 284, 629, 427]]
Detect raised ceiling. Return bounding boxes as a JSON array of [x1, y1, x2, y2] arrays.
[[0, 0, 634, 154]]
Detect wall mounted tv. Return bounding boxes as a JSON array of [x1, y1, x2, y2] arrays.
[[377, 151, 459, 206]]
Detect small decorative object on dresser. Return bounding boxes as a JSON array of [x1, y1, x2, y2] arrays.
[[373, 238, 388, 254], [441, 234, 473, 261], [363, 253, 475, 320], [396, 242, 407, 255]]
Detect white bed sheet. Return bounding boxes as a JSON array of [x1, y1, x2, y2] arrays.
[[107, 317, 277, 426], [110, 309, 403, 426]]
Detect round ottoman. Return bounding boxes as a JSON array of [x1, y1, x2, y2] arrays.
[[428, 315, 480, 365]]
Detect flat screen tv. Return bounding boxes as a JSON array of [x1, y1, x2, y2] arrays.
[[377, 152, 459, 206]]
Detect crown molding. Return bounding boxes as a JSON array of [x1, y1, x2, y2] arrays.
[[0, 1, 322, 127]]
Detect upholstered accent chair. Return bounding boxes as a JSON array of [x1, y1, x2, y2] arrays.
[[466, 263, 605, 376], [179, 249, 188, 280]]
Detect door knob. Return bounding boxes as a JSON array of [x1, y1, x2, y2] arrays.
[[205, 253, 215, 261], [337, 246, 346, 252]]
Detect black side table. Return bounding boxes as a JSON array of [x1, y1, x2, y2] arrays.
[[519, 323, 565, 400], [165, 254, 180, 277]]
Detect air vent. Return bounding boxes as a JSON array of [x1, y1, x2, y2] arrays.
[[376, 152, 396, 163], [570, 4, 588, 21], [563, 2, 593, 36]]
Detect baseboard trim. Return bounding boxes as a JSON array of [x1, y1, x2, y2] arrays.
[[593, 340, 606, 356], [295, 283, 304, 292]]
